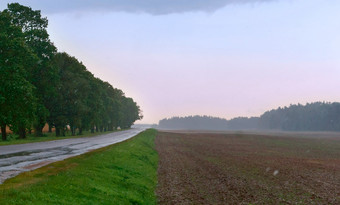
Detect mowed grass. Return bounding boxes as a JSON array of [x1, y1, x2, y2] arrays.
[[0, 129, 158, 205], [0, 129, 126, 146]]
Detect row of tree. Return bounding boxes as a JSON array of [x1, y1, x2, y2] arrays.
[[0, 3, 142, 140], [158, 102, 340, 131]]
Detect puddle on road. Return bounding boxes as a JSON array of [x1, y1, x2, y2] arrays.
[[0, 160, 56, 184], [0, 170, 21, 184], [0, 151, 39, 159], [23, 160, 55, 170]]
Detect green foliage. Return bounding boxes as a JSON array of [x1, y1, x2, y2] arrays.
[[50, 52, 142, 136], [120, 97, 143, 129], [0, 3, 142, 140], [0, 10, 38, 139], [0, 129, 158, 205], [5, 3, 58, 136]]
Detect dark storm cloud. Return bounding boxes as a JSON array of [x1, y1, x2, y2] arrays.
[[7, 0, 275, 15]]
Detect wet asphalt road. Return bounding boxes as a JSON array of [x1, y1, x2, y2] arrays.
[[0, 128, 145, 184]]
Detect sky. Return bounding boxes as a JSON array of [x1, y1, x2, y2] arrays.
[[1, 0, 340, 124]]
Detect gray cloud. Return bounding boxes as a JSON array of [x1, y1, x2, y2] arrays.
[[6, 0, 275, 15]]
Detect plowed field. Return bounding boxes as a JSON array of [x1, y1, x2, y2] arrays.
[[156, 131, 340, 204]]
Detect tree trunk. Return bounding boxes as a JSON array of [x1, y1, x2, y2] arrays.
[[96, 126, 99, 132], [48, 124, 52, 133], [69, 123, 75, 136], [71, 127, 76, 136], [18, 125, 26, 139], [108, 124, 113, 131], [1, 124, 7, 141], [34, 121, 44, 137], [35, 128, 43, 137], [91, 127, 94, 133], [62, 127, 66, 136], [78, 127, 83, 135], [56, 127, 60, 137], [34, 116, 45, 137]]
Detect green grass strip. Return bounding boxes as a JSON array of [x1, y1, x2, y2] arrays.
[[0, 129, 158, 205]]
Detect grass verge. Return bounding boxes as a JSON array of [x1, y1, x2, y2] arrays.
[[0, 129, 128, 146], [0, 129, 158, 205]]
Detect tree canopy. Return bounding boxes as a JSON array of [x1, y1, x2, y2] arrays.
[[0, 3, 142, 140]]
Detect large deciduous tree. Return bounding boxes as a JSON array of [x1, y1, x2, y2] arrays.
[[120, 97, 143, 129], [0, 10, 37, 140], [6, 3, 57, 136]]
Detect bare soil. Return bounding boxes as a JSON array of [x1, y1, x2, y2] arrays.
[[156, 131, 340, 204]]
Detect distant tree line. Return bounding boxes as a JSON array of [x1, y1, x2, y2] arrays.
[[158, 102, 340, 131], [257, 102, 340, 131], [0, 3, 142, 140], [158, 116, 228, 130]]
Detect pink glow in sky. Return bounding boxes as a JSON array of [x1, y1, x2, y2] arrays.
[[1, 0, 340, 124]]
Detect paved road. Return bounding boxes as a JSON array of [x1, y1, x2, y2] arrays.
[[0, 128, 145, 184]]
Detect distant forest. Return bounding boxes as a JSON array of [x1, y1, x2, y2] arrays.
[[158, 102, 340, 131]]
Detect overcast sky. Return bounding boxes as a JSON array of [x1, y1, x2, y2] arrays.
[[1, 0, 340, 124]]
